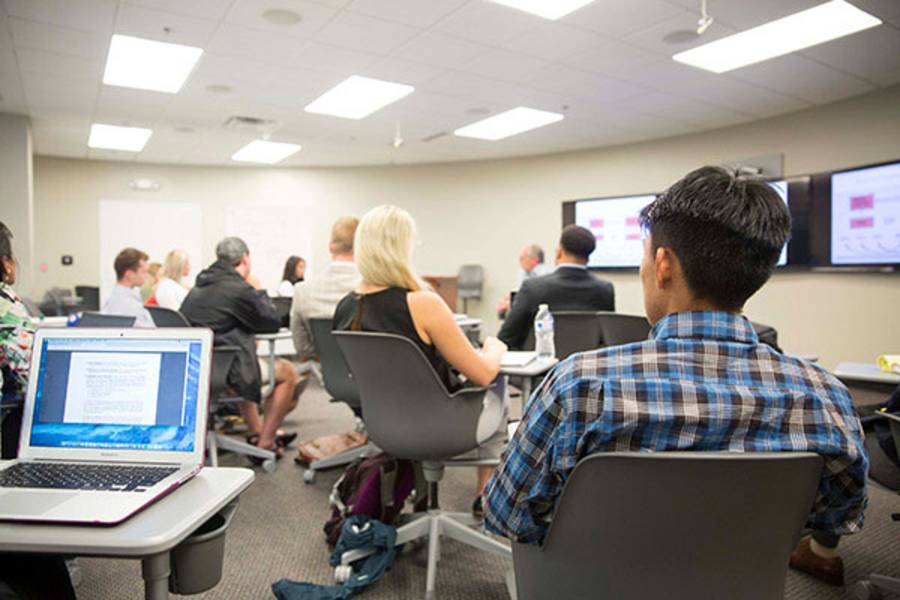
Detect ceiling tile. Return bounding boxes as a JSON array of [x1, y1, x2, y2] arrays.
[[525, 64, 646, 103], [9, 18, 109, 60], [562, 0, 686, 37], [622, 12, 737, 57], [834, 0, 900, 22], [730, 54, 878, 104], [123, 0, 233, 21], [392, 32, 491, 69], [22, 71, 98, 112], [95, 86, 172, 122], [800, 25, 900, 87], [114, 4, 219, 47], [88, 148, 139, 162], [423, 71, 523, 105], [5, 0, 116, 34], [347, 0, 467, 28], [313, 12, 422, 55], [610, 59, 710, 90], [192, 53, 284, 86], [291, 41, 379, 74], [15, 48, 104, 81], [458, 48, 549, 84], [704, 0, 824, 30], [206, 24, 306, 68], [0, 14, 27, 112], [362, 57, 445, 86], [434, 2, 541, 46], [669, 76, 812, 118], [224, 0, 338, 38], [560, 38, 659, 76], [612, 90, 753, 128], [502, 22, 608, 61]]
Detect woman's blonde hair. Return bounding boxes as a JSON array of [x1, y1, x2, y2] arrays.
[[355, 205, 424, 292], [163, 249, 188, 285]]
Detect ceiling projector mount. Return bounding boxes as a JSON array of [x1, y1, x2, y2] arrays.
[[662, 0, 715, 45]]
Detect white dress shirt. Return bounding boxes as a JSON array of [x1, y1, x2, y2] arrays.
[[516, 262, 552, 288], [290, 261, 361, 357], [154, 278, 189, 311], [101, 284, 156, 328]]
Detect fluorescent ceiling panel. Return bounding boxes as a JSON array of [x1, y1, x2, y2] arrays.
[[673, 0, 881, 73], [488, 0, 597, 20], [103, 34, 203, 93], [231, 140, 302, 164], [305, 75, 414, 120], [88, 123, 153, 152], [454, 107, 564, 141]]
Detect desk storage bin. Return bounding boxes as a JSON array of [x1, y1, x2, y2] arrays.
[[168, 500, 238, 595]]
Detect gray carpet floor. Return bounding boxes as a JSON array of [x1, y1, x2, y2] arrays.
[[76, 380, 900, 600]]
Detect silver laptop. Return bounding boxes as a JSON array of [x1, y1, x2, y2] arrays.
[[0, 327, 212, 525]]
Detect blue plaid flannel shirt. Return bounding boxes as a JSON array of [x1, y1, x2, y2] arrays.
[[485, 311, 868, 545]]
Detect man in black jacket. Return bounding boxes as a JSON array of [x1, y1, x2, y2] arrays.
[[181, 237, 299, 454], [498, 225, 615, 350]]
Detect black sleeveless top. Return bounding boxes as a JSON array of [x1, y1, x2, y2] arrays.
[[333, 287, 461, 392]]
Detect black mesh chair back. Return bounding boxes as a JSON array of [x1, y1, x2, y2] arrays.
[[75, 286, 100, 311], [211, 346, 240, 400], [309, 318, 360, 408], [147, 306, 191, 327], [596, 311, 651, 346], [333, 331, 487, 461], [272, 297, 292, 328], [513, 452, 822, 600], [751, 321, 781, 351], [76, 312, 135, 327], [551, 311, 605, 359], [457, 265, 484, 300]]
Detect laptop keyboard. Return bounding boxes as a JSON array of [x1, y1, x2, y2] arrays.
[[0, 463, 178, 492]]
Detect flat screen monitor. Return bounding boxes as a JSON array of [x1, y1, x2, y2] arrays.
[[829, 161, 900, 266], [572, 181, 788, 268]]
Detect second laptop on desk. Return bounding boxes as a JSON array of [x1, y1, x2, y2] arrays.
[[0, 327, 212, 525]]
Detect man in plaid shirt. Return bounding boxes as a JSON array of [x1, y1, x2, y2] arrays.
[[484, 166, 867, 586]]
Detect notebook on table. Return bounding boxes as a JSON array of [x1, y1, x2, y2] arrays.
[[0, 327, 212, 525], [500, 351, 537, 368]]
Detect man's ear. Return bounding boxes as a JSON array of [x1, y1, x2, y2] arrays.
[[654, 246, 674, 291]]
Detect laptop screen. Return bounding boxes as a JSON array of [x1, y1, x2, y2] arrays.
[[29, 337, 203, 452]]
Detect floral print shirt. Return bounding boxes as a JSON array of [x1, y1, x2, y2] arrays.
[[0, 282, 35, 394]]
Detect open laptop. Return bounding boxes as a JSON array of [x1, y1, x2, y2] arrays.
[[0, 327, 212, 525]]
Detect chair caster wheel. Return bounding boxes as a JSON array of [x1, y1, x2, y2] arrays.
[[850, 581, 882, 600], [261, 459, 276, 474], [334, 565, 352, 583], [303, 469, 316, 484]]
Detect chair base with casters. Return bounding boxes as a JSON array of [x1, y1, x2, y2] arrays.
[[335, 460, 511, 600], [302, 416, 380, 483], [206, 429, 277, 474]]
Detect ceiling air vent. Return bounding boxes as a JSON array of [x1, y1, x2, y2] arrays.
[[222, 116, 280, 135]]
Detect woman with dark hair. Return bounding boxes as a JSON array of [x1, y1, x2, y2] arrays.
[[277, 255, 306, 297], [0, 221, 77, 599]]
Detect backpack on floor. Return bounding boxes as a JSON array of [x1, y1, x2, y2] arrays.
[[323, 452, 425, 546]]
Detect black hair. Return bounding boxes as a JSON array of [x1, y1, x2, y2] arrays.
[[282, 255, 306, 285], [640, 166, 791, 311], [559, 225, 596, 261], [0, 222, 13, 283]]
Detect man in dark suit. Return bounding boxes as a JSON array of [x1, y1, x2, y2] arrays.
[[498, 225, 614, 349]]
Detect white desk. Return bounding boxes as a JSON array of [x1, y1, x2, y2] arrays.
[[835, 362, 900, 385], [256, 328, 294, 397], [0, 467, 254, 600], [501, 356, 559, 407], [29, 316, 69, 328]]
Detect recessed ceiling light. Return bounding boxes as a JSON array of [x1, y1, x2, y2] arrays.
[[262, 8, 303, 26], [673, 0, 881, 73], [231, 140, 301, 164], [305, 76, 414, 120], [103, 34, 203, 93], [88, 123, 153, 152], [454, 107, 564, 141], [488, 0, 596, 20]]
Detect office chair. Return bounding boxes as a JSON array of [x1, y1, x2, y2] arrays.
[[74, 285, 100, 312], [333, 331, 511, 599], [147, 306, 192, 327], [19, 297, 41, 318], [851, 411, 900, 599], [206, 346, 277, 473], [300, 319, 379, 483], [271, 297, 292, 328], [511, 452, 823, 600], [595, 311, 651, 346], [75, 312, 136, 327], [457, 264, 484, 315], [750, 321, 781, 351]]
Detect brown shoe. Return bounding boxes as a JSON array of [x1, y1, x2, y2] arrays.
[[789, 536, 844, 586]]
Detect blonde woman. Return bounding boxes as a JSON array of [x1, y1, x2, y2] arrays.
[[155, 250, 191, 310], [333, 205, 507, 515]]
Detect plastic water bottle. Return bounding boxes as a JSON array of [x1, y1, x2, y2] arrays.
[[534, 304, 555, 359]]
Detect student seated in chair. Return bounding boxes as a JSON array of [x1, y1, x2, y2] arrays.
[[333, 205, 507, 515], [100, 247, 156, 328], [181, 237, 299, 456], [484, 166, 868, 587]]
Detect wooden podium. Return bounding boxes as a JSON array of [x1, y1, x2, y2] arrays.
[[422, 275, 458, 313]]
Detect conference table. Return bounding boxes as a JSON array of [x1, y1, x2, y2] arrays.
[[0, 467, 254, 600], [834, 362, 900, 408]]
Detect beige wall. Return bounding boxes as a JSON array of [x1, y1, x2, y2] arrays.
[[31, 84, 900, 370]]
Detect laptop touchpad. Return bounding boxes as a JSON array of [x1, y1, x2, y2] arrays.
[[0, 491, 80, 515]]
